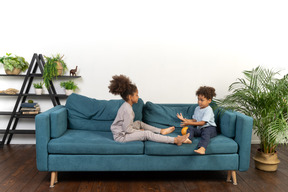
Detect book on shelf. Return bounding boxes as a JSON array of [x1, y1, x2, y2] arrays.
[[20, 103, 39, 108], [20, 107, 40, 111], [20, 103, 40, 114], [22, 111, 39, 114]]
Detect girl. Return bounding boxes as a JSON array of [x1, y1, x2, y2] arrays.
[[109, 75, 189, 146]]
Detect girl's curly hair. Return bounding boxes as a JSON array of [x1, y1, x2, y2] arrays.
[[108, 74, 137, 101], [196, 86, 216, 100]]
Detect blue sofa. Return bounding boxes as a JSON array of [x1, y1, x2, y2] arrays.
[[35, 93, 253, 187]]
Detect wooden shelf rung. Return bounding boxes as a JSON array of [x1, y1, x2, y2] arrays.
[[0, 130, 35, 134]]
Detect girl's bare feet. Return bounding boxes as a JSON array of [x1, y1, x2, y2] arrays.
[[174, 133, 190, 146], [160, 126, 175, 135], [194, 147, 206, 154], [183, 138, 192, 144]]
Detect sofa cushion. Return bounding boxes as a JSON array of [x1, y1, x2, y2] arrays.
[[145, 133, 238, 155], [48, 129, 144, 155], [65, 93, 144, 131], [143, 102, 197, 128], [218, 110, 236, 138], [143, 102, 234, 135]]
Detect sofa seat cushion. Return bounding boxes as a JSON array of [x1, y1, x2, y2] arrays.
[[145, 134, 238, 155], [48, 129, 144, 155]]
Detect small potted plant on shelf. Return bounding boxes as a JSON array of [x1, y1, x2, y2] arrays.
[[216, 66, 288, 171], [60, 80, 78, 96], [0, 53, 29, 75], [33, 82, 44, 95], [43, 54, 68, 89]]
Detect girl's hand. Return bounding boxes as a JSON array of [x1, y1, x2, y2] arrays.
[[177, 113, 185, 121], [140, 129, 144, 131]]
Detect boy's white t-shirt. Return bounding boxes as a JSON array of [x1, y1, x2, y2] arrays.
[[192, 105, 216, 129]]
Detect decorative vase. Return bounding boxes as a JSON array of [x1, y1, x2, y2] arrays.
[[5, 68, 21, 75], [56, 61, 63, 76], [65, 89, 73, 96], [35, 88, 43, 95], [253, 148, 280, 171]]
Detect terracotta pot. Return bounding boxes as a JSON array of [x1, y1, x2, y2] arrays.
[[5, 68, 21, 75], [253, 148, 280, 171], [56, 61, 63, 76]]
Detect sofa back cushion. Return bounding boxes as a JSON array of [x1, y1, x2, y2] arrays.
[[143, 102, 197, 128], [218, 110, 236, 138], [143, 101, 236, 138], [65, 93, 144, 131]]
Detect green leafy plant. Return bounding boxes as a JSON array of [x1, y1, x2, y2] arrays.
[[33, 82, 44, 89], [43, 54, 68, 89], [216, 66, 288, 154], [60, 80, 78, 91], [0, 53, 29, 72]]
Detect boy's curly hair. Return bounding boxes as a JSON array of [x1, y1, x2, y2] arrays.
[[108, 74, 137, 101], [196, 86, 216, 100]]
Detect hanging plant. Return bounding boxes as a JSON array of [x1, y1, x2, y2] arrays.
[[43, 54, 68, 89]]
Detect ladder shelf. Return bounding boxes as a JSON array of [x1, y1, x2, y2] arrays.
[[0, 53, 80, 147]]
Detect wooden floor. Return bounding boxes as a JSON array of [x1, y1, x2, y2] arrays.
[[0, 144, 287, 192]]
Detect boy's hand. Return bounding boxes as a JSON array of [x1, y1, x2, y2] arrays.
[[180, 119, 190, 127], [180, 119, 194, 127], [177, 113, 185, 121]]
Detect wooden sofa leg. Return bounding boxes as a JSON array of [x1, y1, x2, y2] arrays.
[[226, 170, 232, 183], [55, 172, 58, 184], [50, 172, 58, 188], [227, 170, 237, 185], [231, 170, 237, 185]]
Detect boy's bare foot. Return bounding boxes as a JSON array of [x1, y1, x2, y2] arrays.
[[174, 133, 190, 146], [183, 138, 192, 144], [194, 147, 206, 154], [161, 126, 175, 135]]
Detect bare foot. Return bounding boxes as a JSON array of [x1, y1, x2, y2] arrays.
[[183, 138, 192, 144], [174, 133, 190, 146], [161, 126, 175, 135], [194, 147, 206, 154]]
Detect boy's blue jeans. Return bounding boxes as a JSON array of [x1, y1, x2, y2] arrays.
[[186, 126, 217, 149]]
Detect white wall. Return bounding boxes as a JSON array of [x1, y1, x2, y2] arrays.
[[1, 0, 288, 144]]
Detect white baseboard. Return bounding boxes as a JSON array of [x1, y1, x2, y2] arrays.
[[251, 140, 260, 144]]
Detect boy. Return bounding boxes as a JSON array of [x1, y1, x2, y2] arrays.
[[177, 86, 217, 154]]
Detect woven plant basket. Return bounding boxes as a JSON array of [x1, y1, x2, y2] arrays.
[[253, 148, 280, 171], [56, 61, 63, 76], [5, 68, 21, 75]]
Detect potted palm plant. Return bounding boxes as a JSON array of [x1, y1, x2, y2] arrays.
[[216, 66, 288, 171], [0, 53, 29, 75], [60, 80, 78, 95], [43, 54, 68, 89]]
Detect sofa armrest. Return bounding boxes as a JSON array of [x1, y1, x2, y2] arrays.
[[50, 107, 68, 138], [234, 112, 253, 171], [35, 105, 65, 171]]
